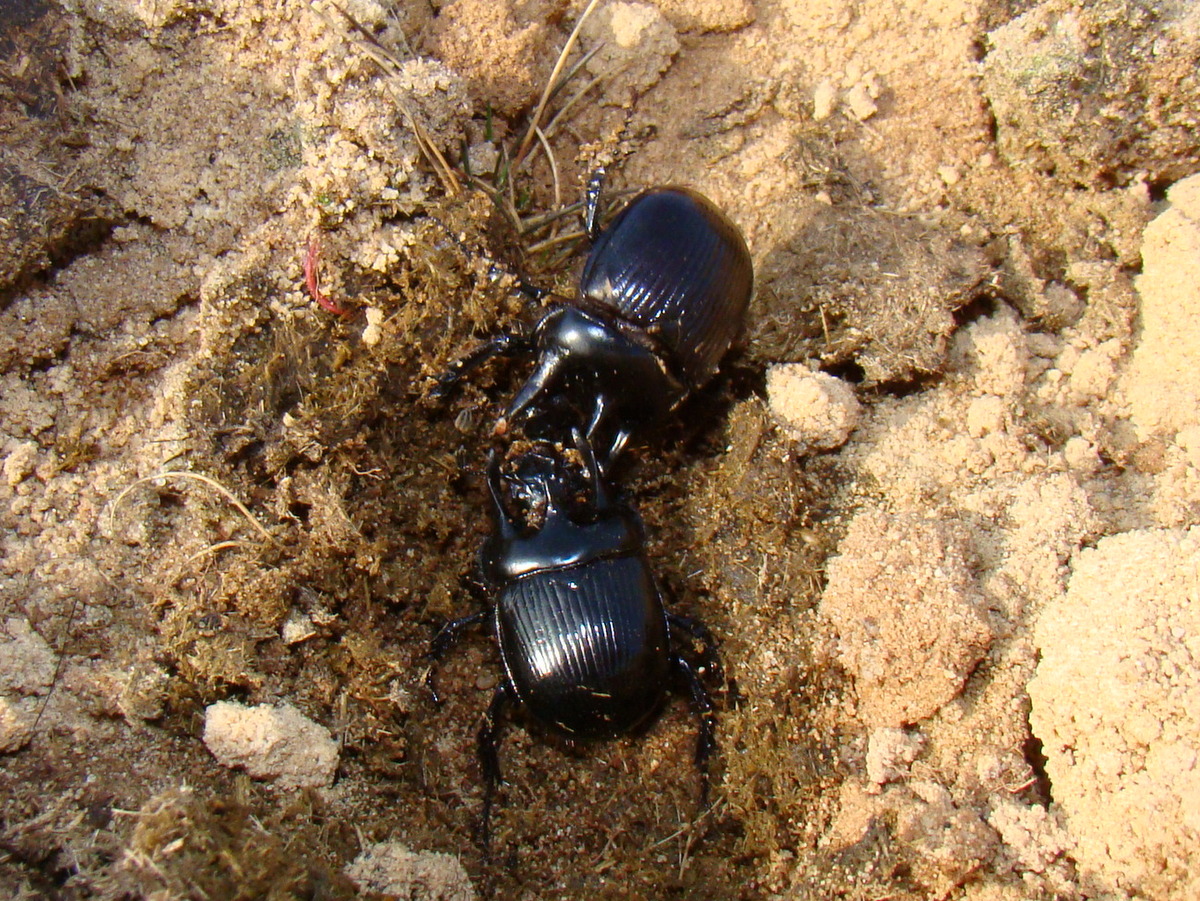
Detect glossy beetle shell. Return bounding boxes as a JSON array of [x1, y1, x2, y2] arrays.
[[495, 555, 670, 738], [578, 187, 753, 388], [425, 433, 721, 844]]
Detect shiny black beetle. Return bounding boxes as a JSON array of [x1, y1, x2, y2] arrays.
[[427, 431, 719, 843], [439, 184, 754, 467]]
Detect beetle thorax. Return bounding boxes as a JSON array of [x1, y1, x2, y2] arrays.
[[483, 499, 644, 585]]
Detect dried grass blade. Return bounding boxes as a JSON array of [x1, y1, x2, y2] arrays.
[[513, 0, 603, 170], [108, 471, 278, 546]]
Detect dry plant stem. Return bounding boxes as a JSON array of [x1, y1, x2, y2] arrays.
[[184, 540, 249, 567], [468, 180, 585, 243], [542, 69, 606, 138], [534, 126, 562, 210], [108, 471, 279, 546], [536, 43, 606, 141], [526, 228, 588, 255], [542, 40, 605, 111], [326, 2, 461, 194], [467, 176, 526, 236], [389, 85, 462, 195], [304, 236, 350, 317], [520, 202, 585, 231], [513, 0, 603, 171]]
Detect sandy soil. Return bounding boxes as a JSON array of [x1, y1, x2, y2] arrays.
[[2, 0, 1198, 898]]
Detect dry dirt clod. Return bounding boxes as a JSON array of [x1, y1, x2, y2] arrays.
[[1030, 526, 1200, 901], [981, 0, 1200, 186], [345, 841, 478, 901], [767, 362, 861, 453], [820, 509, 994, 728], [202, 700, 340, 790]]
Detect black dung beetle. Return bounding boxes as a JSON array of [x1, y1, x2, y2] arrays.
[[426, 430, 720, 845], [438, 183, 754, 467]]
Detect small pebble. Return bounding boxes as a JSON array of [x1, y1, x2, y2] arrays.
[[845, 83, 878, 120], [362, 307, 385, 347], [813, 79, 837, 121], [203, 701, 339, 789], [475, 673, 498, 691]]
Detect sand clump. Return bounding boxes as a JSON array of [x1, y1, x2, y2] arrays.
[[981, 0, 1200, 186], [864, 726, 924, 791], [766, 363, 861, 453], [820, 509, 992, 729], [812, 299, 1109, 894], [581, 2, 681, 107], [203, 701, 339, 789], [0, 617, 57, 752], [824, 779, 1002, 897], [427, 0, 559, 115], [1006, 170, 1200, 899], [1030, 528, 1200, 900], [984, 798, 1074, 890], [894, 781, 1000, 893], [345, 842, 477, 901], [1119, 173, 1200, 441]]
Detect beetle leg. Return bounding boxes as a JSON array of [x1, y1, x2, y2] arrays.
[[485, 450, 520, 539], [583, 391, 628, 476], [424, 609, 490, 705], [430, 329, 532, 401], [571, 426, 612, 511], [605, 426, 632, 473], [579, 392, 633, 475], [672, 654, 717, 807], [583, 391, 609, 446], [583, 167, 607, 241], [667, 613, 724, 684], [586, 389, 608, 436], [503, 345, 567, 428], [477, 681, 513, 851], [512, 278, 550, 303]]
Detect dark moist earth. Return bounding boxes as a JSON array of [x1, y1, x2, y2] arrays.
[[2, 0, 1198, 899]]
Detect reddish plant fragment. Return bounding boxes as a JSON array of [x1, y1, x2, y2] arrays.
[[304, 235, 350, 317]]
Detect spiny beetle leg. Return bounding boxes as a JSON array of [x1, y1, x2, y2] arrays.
[[430, 330, 533, 402], [425, 609, 490, 705], [476, 681, 513, 853], [583, 167, 607, 241], [668, 612, 724, 684], [673, 654, 717, 808]]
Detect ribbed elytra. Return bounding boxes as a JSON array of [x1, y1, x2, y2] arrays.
[[495, 556, 670, 738], [425, 182, 749, 848], [424, 433, 721, 850], [433, 182, 754, 469], [578, 187, 753, 388]]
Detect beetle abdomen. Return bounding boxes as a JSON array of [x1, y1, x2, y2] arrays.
[[496, 555, 670, 738], [578, 188, 753, 387]]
